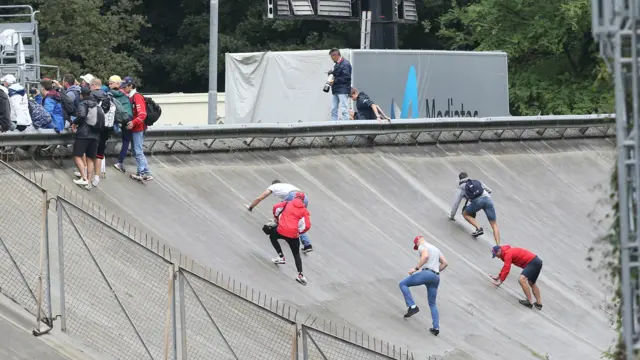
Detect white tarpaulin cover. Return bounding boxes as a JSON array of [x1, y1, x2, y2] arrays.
[[225, 49, 352, 124]]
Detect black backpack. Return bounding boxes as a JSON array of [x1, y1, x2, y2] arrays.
[[464, 179, 485, 200], [143, 96, 161, 126], [59, 91, 78, 120]]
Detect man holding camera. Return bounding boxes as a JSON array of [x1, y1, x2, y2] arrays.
[[327, 49, 352, 121]]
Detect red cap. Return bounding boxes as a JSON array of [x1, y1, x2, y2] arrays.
[[413, 236, 423, 250], [294, 192, 305, 200]]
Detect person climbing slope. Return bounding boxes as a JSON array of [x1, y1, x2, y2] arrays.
[[449, 171, 501, 245], [490, 244, 543, 309], [270, 192, 311, 285]]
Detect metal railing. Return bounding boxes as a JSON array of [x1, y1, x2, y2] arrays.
[[0, 115, 616, 148], [54, 191, 414, 360]]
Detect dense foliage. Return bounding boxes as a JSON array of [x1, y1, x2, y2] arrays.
[[5, 0, 614, 115]]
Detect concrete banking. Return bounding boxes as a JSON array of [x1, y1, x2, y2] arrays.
[[24, 138, 616, 359]]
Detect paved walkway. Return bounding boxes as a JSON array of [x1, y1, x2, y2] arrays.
[[0, 317, 70, 360]]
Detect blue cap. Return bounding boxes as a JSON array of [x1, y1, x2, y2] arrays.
[[491, 245, 501, 258]]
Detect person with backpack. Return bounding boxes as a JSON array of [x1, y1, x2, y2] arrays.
[[448, 172, 501, 245], [88, 77, 115, 186], [40, 79, 65, 133], [71, 87, 104, 190], [62, 74, 81, 118], [270, 192, 311, 285], [107, 75, 134, 173], [120, 76, 153, 181]]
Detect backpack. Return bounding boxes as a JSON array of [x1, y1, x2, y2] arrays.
[[67, 88, 81, 111], [98, 96, 116, 128], [142, 95, 161, 126], [59, 91, 76, 119], [28, 100, 52, 129], [85, 105, 105, 130], [112, 98, 132, 124], [464, 179, 485, 200]]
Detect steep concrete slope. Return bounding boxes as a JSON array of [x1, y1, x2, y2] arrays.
[[33, 139, 616, 359]]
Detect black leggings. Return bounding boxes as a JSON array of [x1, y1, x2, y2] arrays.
[[270, 231, 303, 273]]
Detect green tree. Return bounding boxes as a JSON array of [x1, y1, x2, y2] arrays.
[[438, 0, 613, 115], [17, 0, 149, 81]]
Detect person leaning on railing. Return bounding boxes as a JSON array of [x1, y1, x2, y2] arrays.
[[349, 87, 388, 121]]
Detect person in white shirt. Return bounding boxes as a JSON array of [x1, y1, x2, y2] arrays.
[[449, 172, 501, 245], [247, 180, 313, 252], [399, 236, 448, 336]]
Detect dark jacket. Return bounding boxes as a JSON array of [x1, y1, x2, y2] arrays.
[[75, 99, 102, 140], [355, 92, 376, 120], [0, 90, 12, 132], [330, 57, 352, 95]]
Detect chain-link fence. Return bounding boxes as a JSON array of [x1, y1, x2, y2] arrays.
[[53, 189, 413, 360], [302, 325, 414, 360], [178, 268, 298, 359], [0, 162, 50, 326], [57, 197, 176, 360]]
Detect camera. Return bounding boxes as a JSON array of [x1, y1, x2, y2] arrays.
[[323, 69, 334, 93]]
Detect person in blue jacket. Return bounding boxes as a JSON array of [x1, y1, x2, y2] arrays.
[[40, 79, 65, 133]]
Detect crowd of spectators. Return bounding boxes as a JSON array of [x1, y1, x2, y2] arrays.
[[0, 72, 155, 188]]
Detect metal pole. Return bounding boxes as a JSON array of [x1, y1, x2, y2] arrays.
[[614, 29, 635, 358], [208, 0, 219, 125], [57, 200, 67, 331]]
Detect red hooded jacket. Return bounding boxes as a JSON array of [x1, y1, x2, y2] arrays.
[[272, 197, 311, 239], [128, 89, 147, 133], [496, 245, 536, 282]]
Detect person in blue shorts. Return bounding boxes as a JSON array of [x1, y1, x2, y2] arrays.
[[449, 172, 501, 245]]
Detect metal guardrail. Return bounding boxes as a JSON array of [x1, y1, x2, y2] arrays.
[[0, 115, 616, 147]]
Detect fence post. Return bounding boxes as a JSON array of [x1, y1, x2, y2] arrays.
[[301, 326, 309, 360], [291, 322, 298, 360], [57, 198, 67, 331], [171, 264, 178, 360], [178, 270, 187, 360], [163, 264, 174, 360], [34, 190, 47, 334]]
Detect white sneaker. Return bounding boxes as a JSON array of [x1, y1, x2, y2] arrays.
[[296, 274, 307, 285], [92, 177, 100, 187], [272, 257, 285, 265], [74, 170, 87, 178], [73, 178, 88, 186]]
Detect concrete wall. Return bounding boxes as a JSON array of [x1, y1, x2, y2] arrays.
[[151, 93, 225, 126]]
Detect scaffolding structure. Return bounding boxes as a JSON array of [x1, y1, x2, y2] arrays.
[[592, 0, 640, 357]]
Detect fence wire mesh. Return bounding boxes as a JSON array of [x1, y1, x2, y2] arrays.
[[180, 269, 297, 359], [0, 162, 49, 320], [302, 325, 412, 360], [58, 197, 175, 360]]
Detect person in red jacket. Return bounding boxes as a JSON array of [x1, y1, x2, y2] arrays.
[[120, 76, 153, 181], [271, 192, 311, 285], [490, 245, 543, 309]]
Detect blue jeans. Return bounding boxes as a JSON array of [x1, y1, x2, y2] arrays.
[[118, 129, 132, 164], [331, 94, 350, 121], [464, 196, 497, 221], [399, 270, 440, 329], [131, 131, 151, 175], [284, 191, 311, 247]]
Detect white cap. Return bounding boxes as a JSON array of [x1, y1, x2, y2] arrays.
[[80, 74, 95, 84], [0, 74, 16, 85]]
